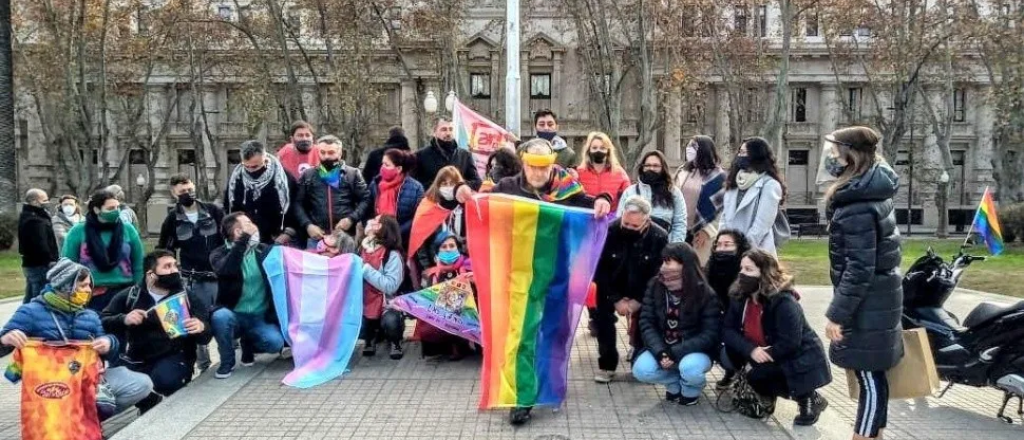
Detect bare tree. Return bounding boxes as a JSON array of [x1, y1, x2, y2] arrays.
[[0, 0, 16, 212]]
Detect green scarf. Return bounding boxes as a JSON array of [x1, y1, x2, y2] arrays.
[[41, 287, 83, 314]]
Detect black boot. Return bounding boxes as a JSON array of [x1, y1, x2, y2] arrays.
[[362, 340, 377, 357], [793, 392, 828, 426], [716, 370, 736, 390], [509, 406, 532, 426], [136, 392, 164, 415], [389, 341, 404, 360]]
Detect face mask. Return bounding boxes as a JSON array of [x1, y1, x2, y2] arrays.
[[380, 167, 400, 181], [708, 252, 741, 277], [621, 225, 644, 240], [99, 210, 120, 223], [537, 131, 557, 142], [640, 171, 663, 185], [70, 289, 91, 307], [320, 159, 339, 169], [246, 167, 268, 179], [154, 272, 184, 292], [436, 139, 458, 150], [178, 192, 196, 207], [295, 139, 313, 153], [61, 205, 76, 217], [735, 273, 760, 294], [589, 151, 608, 164], [248, 231, 261, 247], [439, 186, 455, 201], [685, 145, 698, 163], [659, 266, 684, 292], [825, 155, 847, 177], [438, 249, 460, 265], [733, 156, 751, 170]]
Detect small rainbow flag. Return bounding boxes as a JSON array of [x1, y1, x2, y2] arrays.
[[973, 187, 1004, 256], [466, 193, 609, 409], [151, 293, 191, 339]]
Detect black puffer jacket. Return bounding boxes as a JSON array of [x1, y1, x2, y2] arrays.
[[595, 220, 668, 304], [722, 290, 832, 397], [294, 164, 370, 235], [637, 279, 721, 363], [826, 163, 904, 372]]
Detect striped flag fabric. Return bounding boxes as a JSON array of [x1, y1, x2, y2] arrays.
[[466, 193, 609, 409], [973, 187, 1004, 256], [262, 247, 364, 388], [452, 99, 515, 178]]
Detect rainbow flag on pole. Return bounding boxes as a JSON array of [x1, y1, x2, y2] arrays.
[[466, 193, 609, 409], [262, 247, 364, 388], [452, 99, 515, 178], [972, 187, 1004, 256]]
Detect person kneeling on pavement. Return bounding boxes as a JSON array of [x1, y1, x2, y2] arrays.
[[720, 249, 831, 425], [359, 215, 407, 360], [101, 250, 211, 410], [1, 258, 154, 419], [632, 242, 721, 406], [210, 213, 286, 379]]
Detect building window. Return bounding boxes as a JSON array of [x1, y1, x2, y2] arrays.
[[594, 74, 611, 94], [137, 6, 149, 35], [286, 10, 301, 34], [178, 149, 197, 166], [388, 6, 402, 31], [788, 150, 809, 165], [238, 5, 251, 23], [953, 88, 966, 122], [217, 5, 232, 21], [855, 26, 871, 37], [734, 7, 748, 36], [757, 5, 768, 37], [847, 87, 862, 119], [530, 74, 551, 99], [792, 88, 807, 122], [470, 73, 491, 99], [17, 119, 28, 152], [227, 149, 242, 166], [129, 149, 147, 165], [805, 12, 819, 37]]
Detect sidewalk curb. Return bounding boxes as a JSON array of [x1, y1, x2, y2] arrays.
[[0, 297, 21, 306], [109, 358, 273, 440]]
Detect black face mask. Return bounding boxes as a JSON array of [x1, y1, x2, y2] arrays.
[[295, 139, 313, 153], [733, 156, 751, 171], [154, 272, 184, 293], [640, 170, 664, 185], [707, 251, 741, 283], [246, 167, 268, 179], [620, 226, 644, 240], [735, 273, 760, 295], [178, 192, 196, 208], [320, 159, 339, 169], [589, 151, 608, 164]]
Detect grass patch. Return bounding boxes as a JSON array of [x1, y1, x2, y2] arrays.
[[779, 239, 1024, 298]]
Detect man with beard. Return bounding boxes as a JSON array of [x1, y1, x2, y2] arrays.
[[704, 229, 751, 388], [276, 121, 320, 179], [157, 175, 224, 371], [224, 140, 297, 245], [413, 118, 482, 193], [592, 196, 668, 384], [294, 135, 370, 244]]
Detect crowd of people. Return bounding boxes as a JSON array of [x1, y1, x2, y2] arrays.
[[2, 110, 902, 440]]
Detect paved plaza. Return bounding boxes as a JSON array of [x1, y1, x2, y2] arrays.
[[2, 287, 1023, 440]]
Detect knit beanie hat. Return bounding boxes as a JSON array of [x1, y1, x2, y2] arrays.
[[385, 134, 410, 150], [46, 258, 91, 293]]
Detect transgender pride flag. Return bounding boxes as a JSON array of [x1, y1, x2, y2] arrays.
[[262, 247, 364, 388]]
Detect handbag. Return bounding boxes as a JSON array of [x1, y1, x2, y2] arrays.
[[715, 368, 775, 419]]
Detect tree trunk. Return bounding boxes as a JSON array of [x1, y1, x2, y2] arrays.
[[0, 0, 16, 213]]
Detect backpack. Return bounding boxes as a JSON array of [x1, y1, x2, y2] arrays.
[[715, 368, 775, 419]]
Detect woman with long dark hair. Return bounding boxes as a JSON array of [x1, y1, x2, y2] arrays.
[[674, 135, 726, 264], [719, 137, 786, 255], [721, 249, 831, 425], [360, 214, 407, 359], [618, 151, 687, 243], [822, 126, 903, 440], [632, 242, 720, 405]]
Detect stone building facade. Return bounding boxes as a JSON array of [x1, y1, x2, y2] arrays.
[[14, 1, 993, 234]]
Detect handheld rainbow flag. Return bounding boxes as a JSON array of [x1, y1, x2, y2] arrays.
[[452, 99, 515, 178], [971, 187, 1004, 255], [262, 247, 364, 388], [151, 293, 191, 339], [466, 193, 609, 409], [392, 274, 481, 344]]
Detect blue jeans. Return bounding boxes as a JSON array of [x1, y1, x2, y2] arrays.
[[211, 308, 285, 371], [632, 351, 712, 398], [23, 265, 49, 303], [185, 278, 218, 370]]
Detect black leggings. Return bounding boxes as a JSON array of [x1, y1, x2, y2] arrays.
[[361, 310, 405, 344], [854, 370, 889, 438]]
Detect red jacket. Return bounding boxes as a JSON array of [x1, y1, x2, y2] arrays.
[[277, 143, 321, 179], [576, 165, 631, 211]]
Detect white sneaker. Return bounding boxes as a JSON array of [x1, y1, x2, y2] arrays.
[[279, 347, 293, 360], [594, 370, 615, 384]]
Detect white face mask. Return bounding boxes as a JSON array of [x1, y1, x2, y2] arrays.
[[685, 144, 698, 163], [61, 205, 76, 217], [248, 231, 260, 247], [439, 186, 455, 201]]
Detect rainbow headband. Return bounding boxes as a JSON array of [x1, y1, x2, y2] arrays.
[[522, 153, 557, 167]]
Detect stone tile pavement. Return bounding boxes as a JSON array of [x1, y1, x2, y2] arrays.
[[3, 287, 1024, 440]]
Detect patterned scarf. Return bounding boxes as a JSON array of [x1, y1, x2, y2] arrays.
[[318, 164, 342, 189], [664, 293, 683, 345], [540, 166, 583, 202], [41, 287, 83, 314], [227, 154, 291, 218]]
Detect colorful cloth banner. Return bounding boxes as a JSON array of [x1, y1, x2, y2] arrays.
[[263, 247, 364, 388], [392, 274, 481, 344], [972, 187, 1004, 256], [452, 99, 515, 178], [466, 193, 610, 409], [151, 293, 191, 339], [408, 199, 453, 260], [7, 341, 102, 440]]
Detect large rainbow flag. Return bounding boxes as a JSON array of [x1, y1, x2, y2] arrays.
[[262, 247, 364, 388], [972, 187, 1004, 255], [466, 193, 610, 409], [452, 99, 515, 178]]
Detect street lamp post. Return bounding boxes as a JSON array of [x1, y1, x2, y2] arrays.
[[424, 91, 438, 115], [135, 173, 147, 237]]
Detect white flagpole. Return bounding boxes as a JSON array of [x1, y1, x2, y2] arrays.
[[961, 186, 988, 250], [505, 0, 521, 138]]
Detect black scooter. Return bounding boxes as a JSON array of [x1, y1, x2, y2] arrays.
[[902, 246, 1024, 424]]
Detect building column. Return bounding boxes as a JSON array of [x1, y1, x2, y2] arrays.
[[714, 85, 731, 154], [818, 84, 839, 137], [401, 79, 419, 149], [552, 52, 564, 117], [664, 86, 683, 163], [520, 53, 530, 134], [973, 86, 995, 202], [491, 54, 502, 124]]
